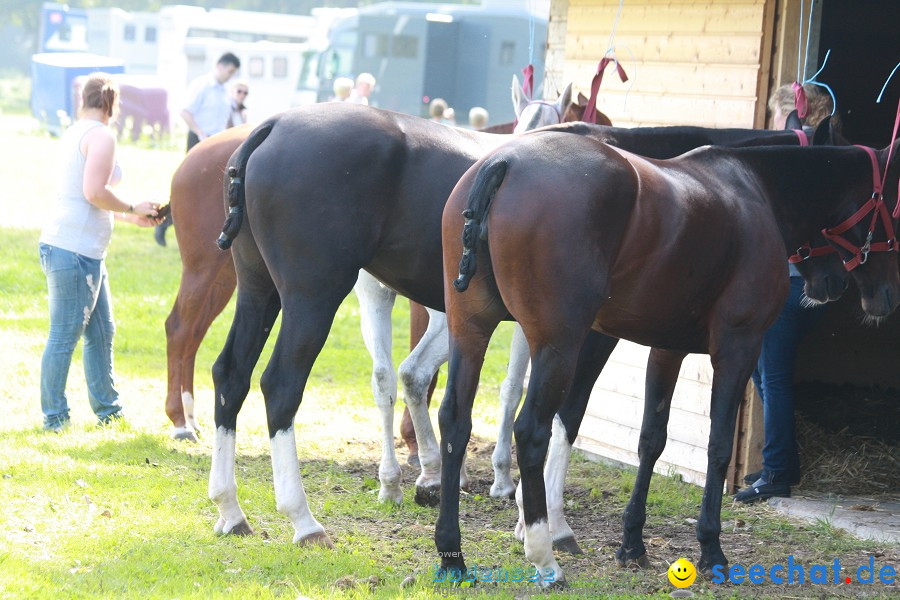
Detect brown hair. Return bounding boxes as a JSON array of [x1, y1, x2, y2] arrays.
[[768, 83, 838, 129], [81, 72, 119, 118]]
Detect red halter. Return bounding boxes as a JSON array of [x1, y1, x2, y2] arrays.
[[821, 146, 898, 271]]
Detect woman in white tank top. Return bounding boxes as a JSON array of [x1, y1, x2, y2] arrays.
[[38, 72, 163, 431]]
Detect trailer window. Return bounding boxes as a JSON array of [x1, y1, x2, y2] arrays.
[[124, 25, 136, 42], [145, 26, 157, 43], [249, 57, 265, 78], [392, 35, 418, 58], [363, 33, 388, 58], [499, 41, 515, 65], [273, 57, 288, 78]]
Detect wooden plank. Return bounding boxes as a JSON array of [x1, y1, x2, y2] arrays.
[[569, 0, 762, 5], [592, 364, 713, 416], [544, 0, 570, 98], [568, 32, 763, 65], [564, 60, 761, 97], [584, 390, 711, 448], [560, 88, 759, 127], [575, 414, 711, 485], [575, 435, 708, 488], [567, 4, 765, 35], [752, 0, 777, 128]]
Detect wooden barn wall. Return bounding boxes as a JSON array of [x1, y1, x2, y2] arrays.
[[550, 0, 772, 128]]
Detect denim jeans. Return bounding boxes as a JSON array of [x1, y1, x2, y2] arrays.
[[751, 276, 826, 483], [39, 243, 122, 428]]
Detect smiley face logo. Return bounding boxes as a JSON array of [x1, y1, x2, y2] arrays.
[[668, 558, 697, 588]]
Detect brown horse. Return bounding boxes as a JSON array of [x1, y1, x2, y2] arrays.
[[438, 121, 900, 582]]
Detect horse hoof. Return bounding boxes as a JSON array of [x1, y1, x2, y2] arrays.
[[698, 556, 727, 578], [553, 536, 583, 555], [615, 552, 650, 569], [489, 482, 516, 499], [543, 574, 567, 589], [377, 488, 404, 505], [414, 485, 441, 507], [407, 454, 421, 469], [217, 519, 253, 536], [172, 427, 198, 442], [297, 531, 334, 548]]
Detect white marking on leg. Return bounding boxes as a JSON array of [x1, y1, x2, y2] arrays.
[[181, 391, 199, 432], [515, 481, 525, 541], [524, 520, 564, 587], [492, 324, 529, 497], [354, 271, 402, 504], [399, 308, 447, 491], [546, 416, 575, 544], [208, 426, 248, 533], [271, 427, 327, 543]]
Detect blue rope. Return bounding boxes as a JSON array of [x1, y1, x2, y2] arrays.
[[803, 49, 837, 117], [877, 61, 900, 103]]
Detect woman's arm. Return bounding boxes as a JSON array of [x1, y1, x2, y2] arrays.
[[81, 127, 160, 225]]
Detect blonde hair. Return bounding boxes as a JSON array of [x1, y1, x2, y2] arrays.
[[81, 72, 119, 118], [333, 77, 353, 99], [429, 98, 447, 119], [469, 107, 488, 129], [355, 72, 376, 87], [768, 83, 836, 129]]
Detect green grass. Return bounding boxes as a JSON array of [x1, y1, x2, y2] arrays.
[[1, 114, 897, 599]]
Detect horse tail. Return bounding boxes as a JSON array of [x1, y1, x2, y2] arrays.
[[453, 158, 508, 292], [216, 118, 277, 250]]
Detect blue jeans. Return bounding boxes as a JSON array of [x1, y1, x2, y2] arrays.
[[39, 243, 122, 428], [751, 276, 825, 483]]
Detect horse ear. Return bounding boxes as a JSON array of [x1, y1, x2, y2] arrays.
[[555, 82, 573, 116], [784, 109, 803, 131], [577, 91, 589, 107], [812, 115, 834, 146], [511, 75, 528, 118]]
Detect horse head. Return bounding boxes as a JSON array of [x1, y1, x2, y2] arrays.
[[511, 75, 572, 133], [814, 117, 900, 318]]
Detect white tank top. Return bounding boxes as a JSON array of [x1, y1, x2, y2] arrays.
[[40, 119, 122, 260]]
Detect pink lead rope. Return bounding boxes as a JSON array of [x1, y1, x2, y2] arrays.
[[583, 57, 628, 124]]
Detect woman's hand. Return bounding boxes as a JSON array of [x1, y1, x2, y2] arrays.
[[117, 201, 163, 227]]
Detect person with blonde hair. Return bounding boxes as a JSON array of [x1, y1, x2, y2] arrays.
[[429, 98, 447, 122], [39, 72, 162, 431], [348, 72, 376, 105], [767, 82, 838, 132], [468, 106, 489, 129], [332, 77, 354, 102]]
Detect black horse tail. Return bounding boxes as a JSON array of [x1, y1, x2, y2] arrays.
[[216, 118, 278, 250], [453, 158, 508, 292]]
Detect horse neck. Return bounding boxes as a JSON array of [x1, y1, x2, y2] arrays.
[[732, 146, 874, 246]]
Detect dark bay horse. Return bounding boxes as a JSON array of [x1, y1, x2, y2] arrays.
[[438, 124, 900, 582], [207, 99, 854, 547]]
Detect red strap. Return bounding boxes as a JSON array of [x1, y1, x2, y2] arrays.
[[793, 129, 809, 146], [583, 57, 628, 124], [521, 64, 534, 100], [792, 81, 808, 119], [856, 145, 882, 195], [788, 242, 836, 263]]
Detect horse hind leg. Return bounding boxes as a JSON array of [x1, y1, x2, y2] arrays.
[[165, 254, 235, 441], [398, 307, 448, 497], [491, 323, 529, 498], [615, 348, 685, 569], [354, 270, 402, 504], [209, 280, 280, 536], [262, 286, 356, 546]]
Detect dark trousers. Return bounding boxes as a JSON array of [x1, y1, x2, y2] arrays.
[[750, 276, 826, 482], [186, 131, 201, 153]]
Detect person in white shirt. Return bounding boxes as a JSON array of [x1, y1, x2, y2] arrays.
[[39, 72, 162, 431], [156, 53, 240, 246], [347, 72, 376, 105]]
